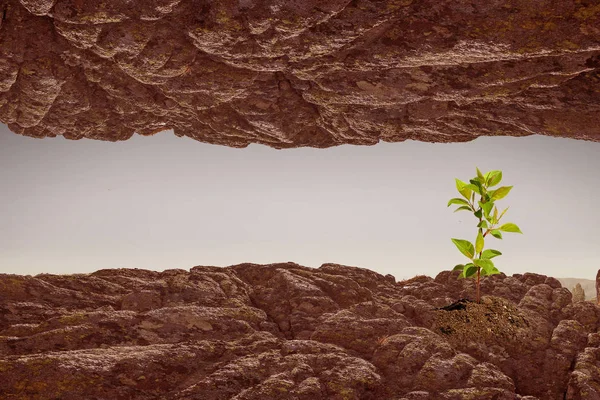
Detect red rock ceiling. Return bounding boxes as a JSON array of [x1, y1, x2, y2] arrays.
[[0, 0, 599, 148]]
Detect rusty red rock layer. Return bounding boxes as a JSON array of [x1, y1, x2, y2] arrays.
[[1, 263, 600, 399], [0, 0, 599, 148]]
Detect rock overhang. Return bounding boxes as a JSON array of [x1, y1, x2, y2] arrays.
[[0, 0, 599, 148]]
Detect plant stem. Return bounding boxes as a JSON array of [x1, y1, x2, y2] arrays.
[[476, 266, 481, 303], [470, 186, 496, 303], [476, 192, 484, 303]]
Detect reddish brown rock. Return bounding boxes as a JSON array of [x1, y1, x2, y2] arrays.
[[1, 262, 600, 399], [596, 269, 600, 305], [121, 290, 162, 312], [1, 0, 599, 148], [567, 333, 600, 399]]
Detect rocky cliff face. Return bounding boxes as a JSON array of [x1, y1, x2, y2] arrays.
[[1, 0, 599, 148], [2, 262, 600, 399]]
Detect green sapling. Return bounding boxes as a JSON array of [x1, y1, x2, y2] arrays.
[[447, 168, 523, 303]]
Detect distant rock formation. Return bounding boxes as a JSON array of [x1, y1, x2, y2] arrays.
[[1, 0, 599, 148], [1, 263, 599, 399], [572, 283, 586, 303], [557, 278, 596, 301], [572, 283, 586, 302]]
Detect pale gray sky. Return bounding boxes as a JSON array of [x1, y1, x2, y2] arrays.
[[1, 124, 599, 280]]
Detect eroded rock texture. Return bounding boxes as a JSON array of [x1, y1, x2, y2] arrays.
[[1, 263, 600, 399], [0, 0, 599, 148]]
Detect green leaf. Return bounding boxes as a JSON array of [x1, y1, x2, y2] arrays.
[[455, 179, 472, 200], [477, 220, 488, 229], [459, 263, 477, 279], [490, 230, 503, 239], [464, 264, 478, 278], [451, 238, 475, 259], [487, 170, 503, 187], [481, 249, 502, 259], [499, 223, 522, 234], [483, 170, 492, 184], [454, 206, 472, 213], [465, 183, 481, 195], [475, 230, 484, 254], [491, 186, 513, 201], [493, 206, 498, 223], [498, 206, 509, 222], [481, 201, 494, 218], [480, 266, 501, 277], [453, 264, 465, 271], [484, 212, 494, 223], [474, 209, 482, 219], [448, 198, 470, 207], [470, 179, 484, 192], [473, 258, 495, 275], [476, 167, 485, 184]]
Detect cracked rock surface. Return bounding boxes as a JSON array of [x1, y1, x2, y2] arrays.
[[0, 0, 599, 148], [2, 263, 600, 399]]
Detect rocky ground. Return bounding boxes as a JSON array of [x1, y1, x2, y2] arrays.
[[1, 262, 600, 399]]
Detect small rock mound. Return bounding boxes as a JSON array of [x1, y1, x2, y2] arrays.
[[434, 296, 528, 343]]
